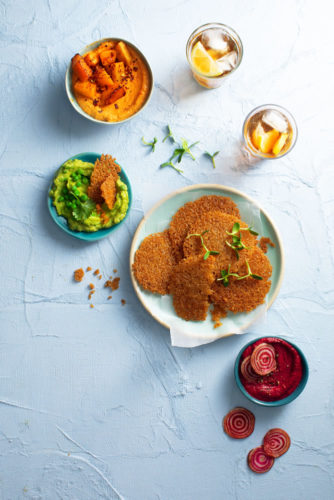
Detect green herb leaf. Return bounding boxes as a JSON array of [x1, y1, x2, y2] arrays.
[[232, 222, 240, 234], [160, 161, 183, 174], [72, 199, 95, 222], [187, 231, 220, 260], [162, 125, 175, 143], [249, 228, 259, 236], [251, 274, 263, 280], [141, 136, 158, 152], [181, 138, 198, 161], [204, 151, 220, 169], [209, 250, 220, 255], [203, 251, 210, 260]]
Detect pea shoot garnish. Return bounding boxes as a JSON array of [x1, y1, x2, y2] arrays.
[[217, 260, 263, 287], [181, 138, 199, 161], [204, 150, 219, 169], [225, 222, 258, 259], [160, 160, 183, 174], [141, 136, 158, 152], [186, 230, 220, 260], [162, 125, 175, 143]]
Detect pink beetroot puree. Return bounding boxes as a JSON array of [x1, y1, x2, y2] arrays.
[[239, 338, 303, 401]]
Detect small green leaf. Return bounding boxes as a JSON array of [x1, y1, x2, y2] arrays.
[[249, 228, 259, 236], [223, 278, 229, 287], [160, 161, 183, 174], [142, 136, 158, 152], [162, 125, 175, 143], [203, 251, 210, 260], [251, 274, 263, 280], [72, 199, 95, 222], [209, 250, 220, 255], [232, 222, 240, 234], [201, 230, 210, 236]]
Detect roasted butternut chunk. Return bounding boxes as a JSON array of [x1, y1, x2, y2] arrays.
[[97, 41, 116, 53], [73, 81, 97, 99], [100, 86, 126, 107], [110, 61, 125, 83], [94, 66, 114, 88], [84, 51, 100, 68], [115, 41, 132, 66], [100, 49, 117, 67], [72, 54, 92, 82]]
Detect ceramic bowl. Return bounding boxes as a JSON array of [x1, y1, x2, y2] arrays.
[[234, 336, 309, 407], [65, 37, 154, 124], [48, 152, 132, 241]]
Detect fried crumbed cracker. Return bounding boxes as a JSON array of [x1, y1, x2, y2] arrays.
[[169, 255, 215, 321], [211, 303, 228, 326], [183, 210, 257, 275], [74, 268, 84, 282], [87, 154, 121, 204], [133, 230, 175, 295], [210, 247, 272, 313], [169, 195, 240, 262], [101, 173, 117, 209]]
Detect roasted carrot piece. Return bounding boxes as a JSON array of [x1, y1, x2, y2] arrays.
[[84, 51, 100, 68], [72, 54, 92, 82], [74, 81, 97, 99], [115, 41, 132, 66], [110, 61, 125, 83], [94, 65, 114, 88], [97, 41, 116, 53], [102, 86, 126, 106], [100, 49, 117, 67]]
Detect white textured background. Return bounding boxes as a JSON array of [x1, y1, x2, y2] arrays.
[[1, 0, 334, 499]]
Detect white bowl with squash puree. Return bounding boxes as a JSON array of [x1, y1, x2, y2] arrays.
[[65, 38, 153, 124]]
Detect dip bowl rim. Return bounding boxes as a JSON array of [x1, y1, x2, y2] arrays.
[[65, 37, 154, 125], [234, 335, 309, 407], [47, 151, 132, 241]]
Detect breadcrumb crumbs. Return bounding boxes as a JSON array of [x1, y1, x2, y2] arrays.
[[90, 304, 94, 308], [89, 283, 95, 290], [113, 269, 117, 273], [107, 296, 112, 300], [259, 237, 275, 254], [98, 275, 102, 280], [74, 268, 84, 282], [104, 277, 120, 291], [121, 299, 126, 306], [94, 269, 100, 275], [86, 266, 92, 272]]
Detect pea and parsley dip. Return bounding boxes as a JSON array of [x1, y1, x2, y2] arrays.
[[49, 159, 129, 232]]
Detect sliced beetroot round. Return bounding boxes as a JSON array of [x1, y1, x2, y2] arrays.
[[263, 428, 291, 458], [223, 407, 255, 439], [248, 446, 275, 473], [250, 342, 277, 376], [240, 355, 260, 383]]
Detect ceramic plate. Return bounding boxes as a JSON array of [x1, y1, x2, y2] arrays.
[[129, 184, 284, 336], [48, 152, 132, 241], [65, 38, 153, 125]]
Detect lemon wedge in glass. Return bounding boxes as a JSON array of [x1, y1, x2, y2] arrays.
[[191, 41, 221, 77]]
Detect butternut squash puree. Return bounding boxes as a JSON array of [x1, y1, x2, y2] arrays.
[[72, 45, 151, 122]]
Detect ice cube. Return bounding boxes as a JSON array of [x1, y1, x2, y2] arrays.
[[262, 110, 288, 133], [201, 28, 230, 55], [216, 50, 238, 74]]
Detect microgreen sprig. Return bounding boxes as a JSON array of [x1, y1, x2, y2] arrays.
[[141, 136, 158, 152], [160, 160, 183, 174], [181, 138, 199, 161], [204, 151, 219, 169], [162, 125, 175, 143], [226, 222, 259, 236], [186, 230, 220, 260], [225, 222, 258, 259], [217, 260, 263, 287]]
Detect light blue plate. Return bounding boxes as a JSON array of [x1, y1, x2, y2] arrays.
[[48, 152, 132, 241], [129, 184, 284, 337], [65, 38, 153, 125]]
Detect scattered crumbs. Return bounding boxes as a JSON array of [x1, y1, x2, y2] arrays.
[[89, 283, 95, 290], [90, 304, 94, 309], [108, 295, 112, 300], [86, 266, 92, 271], [67, 452, 71, 456], [93, 269, 100, 275], [214, 321, 222, 329], [104, 277, 120, 291], [98, 275, 102, 280], [259, 237, 275, 254], [74, 268, 84, 282], [121, 299, 126, 306], [113, 269, 117, 273]]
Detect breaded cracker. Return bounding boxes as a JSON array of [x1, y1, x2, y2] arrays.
[[88, 154, 121, 203], [183, 210, 257, 275], [211, 247, 272, 312], [169, 255, 215, 321], [101, 173, 117, 209], [133, 230, 175, 295], [168, 195, 240, 262]]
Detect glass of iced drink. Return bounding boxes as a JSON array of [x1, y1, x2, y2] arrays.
[[186, 23, 243, 89], [243, 105, 297, 159]]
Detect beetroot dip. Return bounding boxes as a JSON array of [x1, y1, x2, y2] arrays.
[[239, 337, 303, 401]]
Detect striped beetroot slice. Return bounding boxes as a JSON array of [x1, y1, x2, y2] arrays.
[[248, 446, 275, 473], [263, 428, 291, 458], [223, 407, 255, 439], [250, 342, 277, 376], [240, 355, 260, 382]]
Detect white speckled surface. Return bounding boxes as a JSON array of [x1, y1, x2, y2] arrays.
[[1, 0, 334, 498]]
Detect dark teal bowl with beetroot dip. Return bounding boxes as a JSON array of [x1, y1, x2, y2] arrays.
[[234, 336, 309, 407]]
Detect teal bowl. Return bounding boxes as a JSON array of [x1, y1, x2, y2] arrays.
[[48, 152, 132, 241], [65, 37, 153, 125], [234, 336, 309, 407]]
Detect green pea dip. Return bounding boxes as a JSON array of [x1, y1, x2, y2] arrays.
[[49, 159, 129, 232]]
